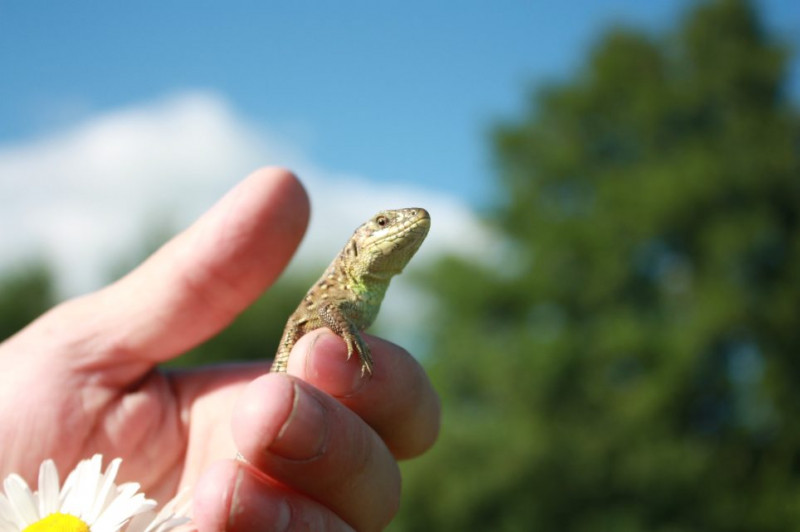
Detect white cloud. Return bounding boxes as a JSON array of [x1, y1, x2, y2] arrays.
[[0, 91, 496, 340], [1, 92, 276, 292]]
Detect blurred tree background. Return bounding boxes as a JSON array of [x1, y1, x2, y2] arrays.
[[394, 0, 800, 530], [1, 0, 799, 530], [0, 263, 55, 342]]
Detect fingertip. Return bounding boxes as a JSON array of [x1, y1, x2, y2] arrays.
[[247, 166, 310, 237], [291, 330, 442, 460], [232, 373, 295, 462], [394, 376, 441, 459], [287, 330, 367, 396]]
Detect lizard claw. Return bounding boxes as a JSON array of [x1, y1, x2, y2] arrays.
[[356, 335, 373, 376], [344, 333, 373, 376], [361, 363, 373, 377]]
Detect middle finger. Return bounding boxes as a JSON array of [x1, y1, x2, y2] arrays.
[[233, 373, 400, 531]]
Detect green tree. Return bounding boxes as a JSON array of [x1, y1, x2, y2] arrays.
[[0, 263, 56, 342], [394, 1, 800, 530]]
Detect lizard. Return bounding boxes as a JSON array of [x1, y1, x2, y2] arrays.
[[270, 207, 431, 376]]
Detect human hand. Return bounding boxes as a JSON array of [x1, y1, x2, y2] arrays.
[[0, 167, 441, 531]]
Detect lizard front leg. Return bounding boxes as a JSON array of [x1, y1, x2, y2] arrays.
[[317, 301, 374, 376]]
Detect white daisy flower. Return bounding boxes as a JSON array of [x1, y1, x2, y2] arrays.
[[0, 455, 191, 532]]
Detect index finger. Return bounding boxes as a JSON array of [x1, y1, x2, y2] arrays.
[[28, 167, 309, 366]]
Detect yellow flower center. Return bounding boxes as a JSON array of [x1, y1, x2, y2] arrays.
[[22, 513, 90, 532]]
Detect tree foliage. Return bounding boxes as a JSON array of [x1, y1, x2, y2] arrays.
[[393, 1, 800, 530], [0, 263, 55, 343], [1, 2, 798, 530]]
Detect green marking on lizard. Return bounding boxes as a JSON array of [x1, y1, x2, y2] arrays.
[[271, 207, 431, 376]]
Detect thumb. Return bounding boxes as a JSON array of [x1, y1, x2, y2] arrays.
[[35, 167, 309, 366]]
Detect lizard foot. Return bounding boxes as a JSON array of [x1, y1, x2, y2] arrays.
[[344, 332, 374, 376]]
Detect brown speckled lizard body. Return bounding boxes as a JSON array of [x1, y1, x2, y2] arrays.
[[271, 207, 431, 375]]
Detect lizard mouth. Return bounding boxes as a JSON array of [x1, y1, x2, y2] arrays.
[[369, 208, 430, 251]]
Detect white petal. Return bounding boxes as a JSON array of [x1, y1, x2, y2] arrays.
[[59, 466, 76, 507], [125, 509, 156, 532], [86, 458, 121, 523], [61, 455, 103, 518], [1, 456, 190, 532], [111, 483, 148, 513], [92, 484, 154, 531], [0, 516, 20, 532], [3, 475, 39, 526], [59, 473, 82, 516], [36, 460, 61, 516], [92, 492, 155, 532], [0, 494, 20, 529], [127, 489, 193, 532]]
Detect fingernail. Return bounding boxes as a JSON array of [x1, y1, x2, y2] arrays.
[[269, 382, 328, 461], [306, 330, 368, 397]]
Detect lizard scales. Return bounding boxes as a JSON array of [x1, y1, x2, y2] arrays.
[[271, 207, 431, 375]]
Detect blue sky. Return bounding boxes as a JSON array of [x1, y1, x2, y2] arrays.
[[3, 1, 797, 206], [1, 1, 798, 301]]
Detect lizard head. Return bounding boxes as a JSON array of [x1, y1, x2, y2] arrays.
[[345, 207, 431, 280]]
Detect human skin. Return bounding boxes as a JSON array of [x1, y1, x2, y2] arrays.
[[0, 167, 441, 531]]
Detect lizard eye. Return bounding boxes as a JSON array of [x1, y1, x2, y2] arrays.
[[375, 215, 388, 227]]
